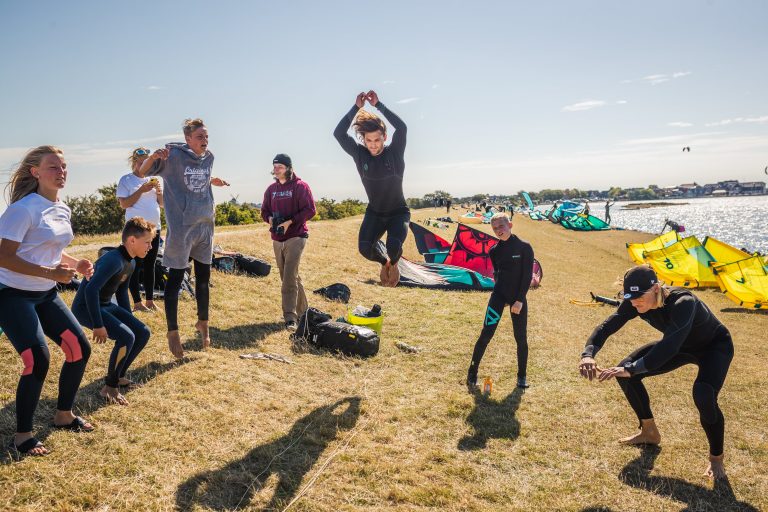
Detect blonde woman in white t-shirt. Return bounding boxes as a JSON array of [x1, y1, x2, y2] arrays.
[[117, 148, 163, 312], [0, 146, 96, 458]]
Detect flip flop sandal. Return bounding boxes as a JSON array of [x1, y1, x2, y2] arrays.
[[8, 437, 49, 458], [52, 416, 94, 432]]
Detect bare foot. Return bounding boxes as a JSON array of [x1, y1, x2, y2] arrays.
[[195, 320, 211, 350], [167, 330, 184, 359], [100, 385, 129, 405], [145, 301, 158, 311], [379, 263, 389, 286], [133, 303, 150, 312], [618, 419, 661, 445], [705, 454, 727, 479], [388, 261, 400, 287]]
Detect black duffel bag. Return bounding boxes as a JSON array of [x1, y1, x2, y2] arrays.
[[310, 321, 379, 358], [234, 254, 271, 277]]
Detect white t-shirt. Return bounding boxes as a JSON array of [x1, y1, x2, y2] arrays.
[[116, 172, 162, 226], [0, 193, 74, 291]]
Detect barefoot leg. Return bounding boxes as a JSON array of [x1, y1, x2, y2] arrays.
[[100, 385, 129, 405], [195, 320, 211, 350], [167, 330, 184, 359], [618, 418, 661, 445]]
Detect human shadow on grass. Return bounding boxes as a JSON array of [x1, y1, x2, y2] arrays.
[[719, 307, 768, 316], [175, 396, 361, 511], [458, 387, 524, 451], [0, 359, 186, 464], [619, 445, 758, 511], [187, 322, 285, 352]]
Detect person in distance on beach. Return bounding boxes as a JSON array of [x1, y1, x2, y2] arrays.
[[260, 154, 316, 332], [467, 213, 534, 390], [604, 199, 616, 225], [71, 218, 155, 405], [0, 146, 96, 457], [117, 148, 163, 312], [579, 265, 733, 479], [334, 90, 409, 287], [139, 118, 230, 358]]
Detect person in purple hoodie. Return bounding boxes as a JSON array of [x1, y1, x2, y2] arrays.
[[261, 154, 316, 331]]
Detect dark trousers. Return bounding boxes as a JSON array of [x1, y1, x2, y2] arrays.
[[357, 209, 410, 265], [468, 291, 528, 380], [164, 260, 210, 331], [0, 287, 91, 432], [616, 332, 733, 456], [128, 229, 161, 302]]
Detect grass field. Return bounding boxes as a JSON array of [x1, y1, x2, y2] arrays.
[[0, 209, 765, 511]]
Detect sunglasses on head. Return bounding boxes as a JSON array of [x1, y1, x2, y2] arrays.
[[134, 149, 150, 156]]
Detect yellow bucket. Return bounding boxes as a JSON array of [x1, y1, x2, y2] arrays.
[[346, 311, 383, 335]]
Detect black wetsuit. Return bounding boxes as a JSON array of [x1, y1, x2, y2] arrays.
[[582, 288, 733, 456], [72, 246, 150, 388], [468, 235, 534, 382], [334, 103, 409, 264], [128, 229, 160, 303]]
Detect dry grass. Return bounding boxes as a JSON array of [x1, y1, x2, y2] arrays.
[[0, 210, 765, 511]]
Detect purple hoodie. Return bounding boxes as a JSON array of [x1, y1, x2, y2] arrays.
[[261, 175, 316, 242]]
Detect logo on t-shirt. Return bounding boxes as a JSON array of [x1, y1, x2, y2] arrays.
[[184, 166, 211, 194], [272, 190, 293, 199]]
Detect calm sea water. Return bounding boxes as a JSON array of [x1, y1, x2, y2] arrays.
[[598, 196, 768, 253]]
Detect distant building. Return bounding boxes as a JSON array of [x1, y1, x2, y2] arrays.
[[739, 182, 766, 195]]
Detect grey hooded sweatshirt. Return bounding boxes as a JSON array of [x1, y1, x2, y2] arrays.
[[147, 142, 216, 267]]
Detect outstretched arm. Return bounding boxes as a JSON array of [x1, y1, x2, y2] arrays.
[[368, 90, 407, 153], [333, 92, 367, 157], [138, 148, 169, 177]]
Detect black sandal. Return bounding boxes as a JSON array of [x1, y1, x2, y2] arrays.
[[8, 437, 49, 458], [52, 416, 94, 432]]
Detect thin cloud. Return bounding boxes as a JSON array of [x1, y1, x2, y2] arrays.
[[616, 100, 628, 104], [624, 71, 692, 85], [432, 84, 440, 89], [396, 97, 420, 104], [705, 115, 768, 127], [668, 122, 693, 127], [144, 85, 164, 90], [382, 80, 396, 85], [672, 71, 691, 78], [562, 100, 607, 112]]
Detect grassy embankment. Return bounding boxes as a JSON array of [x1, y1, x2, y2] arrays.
[[0, 209, 765, 511]]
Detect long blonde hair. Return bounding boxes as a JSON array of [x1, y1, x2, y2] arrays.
[[128, 147, 150, 171], [5, 145, 64, 204]]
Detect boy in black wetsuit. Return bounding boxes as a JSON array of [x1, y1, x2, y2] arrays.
[[334, 90, 409, 287], [72, 218, 154, 405], [467, 213, 535, 389]]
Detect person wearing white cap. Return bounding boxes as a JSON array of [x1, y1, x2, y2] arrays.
[[578, 265, 734, 480]]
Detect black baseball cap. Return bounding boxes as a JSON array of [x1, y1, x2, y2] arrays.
[[623, 266, 658, 299], [273, 153, 292, 168]]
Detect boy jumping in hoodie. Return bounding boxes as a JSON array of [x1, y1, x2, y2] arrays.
[[139, 118, 229, 358]]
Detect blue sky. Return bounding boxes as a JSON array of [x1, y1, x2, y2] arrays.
[[1, 0, 767, 207]]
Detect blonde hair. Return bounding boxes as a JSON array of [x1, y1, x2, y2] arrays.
[[353, 110, 386, 141], [490, 212, 510, 224], [183, 118, 206, 136], [128, 148, 150, 171], [5, 145, 64, 204]]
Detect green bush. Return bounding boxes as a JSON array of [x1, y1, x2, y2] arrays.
[[215, 202, 261, 226], [67, 183, 125, 235], [313, 198, 366, 220]]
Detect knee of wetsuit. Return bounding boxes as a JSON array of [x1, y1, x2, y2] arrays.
[[692, 382, 719, 424], [20, 345, 50, 381], [136, 324, 151, 346], [59, 329, 91, 363], [357, 240, 374, 259]]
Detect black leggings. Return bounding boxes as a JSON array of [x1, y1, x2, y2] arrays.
[[164, 260, 210, 331], [128, 229, 161, 302], [616, 332, 733, 456], [358, 209, 410, 265], [468, 292, 528, 380], [0, 287, 91, 433]]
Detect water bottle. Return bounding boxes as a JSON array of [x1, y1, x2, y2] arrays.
[[483, 376, 493, 394]]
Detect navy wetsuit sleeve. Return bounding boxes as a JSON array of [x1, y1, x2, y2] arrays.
[[376, 103, 407, 155], [334, 105, 361, 158], [514, 244, 534, 303], [582, 300, 637, 358], [83, 253, 122, 328], [626, 295, 697, 374]]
